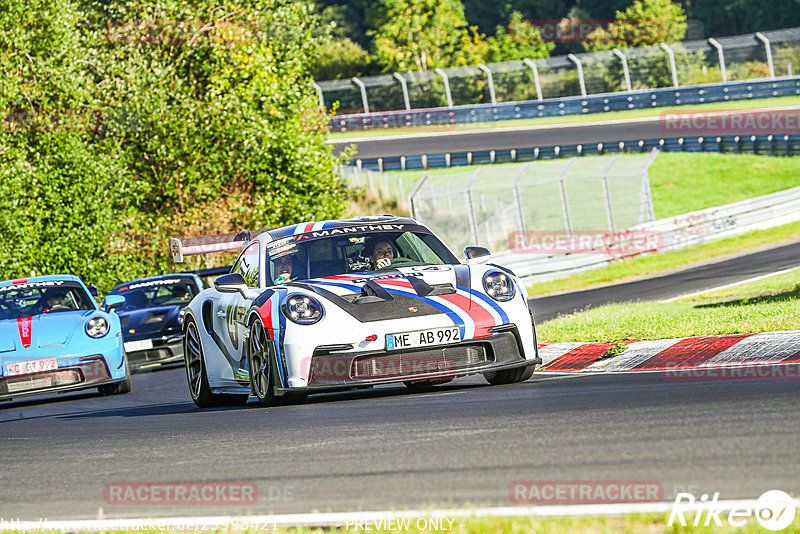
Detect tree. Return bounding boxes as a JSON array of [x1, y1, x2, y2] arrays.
[[0, 0, 346, 289], [369, 0, 487, 72], [583, 0, 687, 51], [486, 11, 554, 63]]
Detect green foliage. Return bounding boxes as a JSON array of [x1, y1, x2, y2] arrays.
[[486, 11, 554, 63], [582, 0, 687, 52], [0, 0, 345, 291], [311, 37, 372, 80], [369, 0, 488, 72]]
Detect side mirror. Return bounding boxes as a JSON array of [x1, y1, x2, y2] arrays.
[[465, 246, 491, 260], [214, 273, 248, 296], [103, 295, 125, 312]]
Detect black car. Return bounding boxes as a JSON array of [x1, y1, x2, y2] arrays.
[[107, 274, 204, 371]]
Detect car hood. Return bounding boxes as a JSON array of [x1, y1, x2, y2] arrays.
[[0, 310, 95, 352], [291, 265, 485, 325], [305, 266, 467, 298], [117, 305, 183, 340]]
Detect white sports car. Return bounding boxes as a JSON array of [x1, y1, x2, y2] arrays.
[[169, 216, 541, 408]]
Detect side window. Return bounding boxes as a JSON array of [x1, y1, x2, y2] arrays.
[[235, 242, 261, 287]]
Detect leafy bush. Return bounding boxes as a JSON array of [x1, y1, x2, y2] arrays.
[[0, 0, 345, 291]]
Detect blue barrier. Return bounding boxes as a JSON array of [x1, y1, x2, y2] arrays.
[[330, 77, 800, 133], [353, 135, 800, 172]]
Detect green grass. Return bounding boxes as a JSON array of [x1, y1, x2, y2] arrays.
[[527, 220, 800, 296], [8, 513, 799, 533], [649, 153, 800, 218], [537, 269, 800, 342], [328, 95, 800, 141], [695, 267, 800, 300]]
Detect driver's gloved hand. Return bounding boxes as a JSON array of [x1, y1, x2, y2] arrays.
[[376, 258, 391, 269]]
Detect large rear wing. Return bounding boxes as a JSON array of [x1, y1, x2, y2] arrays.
[[169, 229, 267, 263]]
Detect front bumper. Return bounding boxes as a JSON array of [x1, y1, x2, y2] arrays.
[[125, 334, 184, 371], [282, 328, 540, 393], [0, 357, 124, 401]]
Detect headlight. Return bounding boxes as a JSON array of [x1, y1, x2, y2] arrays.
[[178, 308, 187, 325], [282, 294, 324, 325], [86, 316, 109, 338], [483, 271, 515, 302]]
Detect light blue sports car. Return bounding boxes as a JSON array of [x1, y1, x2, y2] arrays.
[[0, 274, 131, 402]]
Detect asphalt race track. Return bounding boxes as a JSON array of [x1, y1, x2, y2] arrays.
[[330, 107, 800, 160], [530, 239, 800, 322], [2, 242, 800, 521]]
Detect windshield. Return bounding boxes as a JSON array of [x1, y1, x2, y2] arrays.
[[108, 277, 198, 311], [264, 229, 458, 285], [0, 280, 94, 320]]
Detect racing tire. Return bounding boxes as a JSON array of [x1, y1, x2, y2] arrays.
[[184, 318, 248, 408], [98, 357, 132, 395], [483, 364, 535, 386], [248, 319, 278, 407]]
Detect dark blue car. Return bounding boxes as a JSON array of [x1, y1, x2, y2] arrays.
[[107, 274, 204, 371]]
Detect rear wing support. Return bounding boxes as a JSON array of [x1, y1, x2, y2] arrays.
[[169, 229, 260, 263]]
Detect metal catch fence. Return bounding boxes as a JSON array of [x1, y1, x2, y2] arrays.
[[316, 26, 800, 118], [406, 151, 659, 256]]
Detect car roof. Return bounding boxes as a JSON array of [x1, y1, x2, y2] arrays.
[[110, 273, 200, 292], [0, 274, 83, 288], [263, 216, 419, 241]]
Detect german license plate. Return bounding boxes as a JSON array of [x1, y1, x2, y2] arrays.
[[124, 339, 153, 353], [386, 327, 461, 350], [4, 357, 58, 377]]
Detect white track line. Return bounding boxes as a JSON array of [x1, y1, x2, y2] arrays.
[[326, 105, 800, 144], [5, 500, 798, 530], [660, 265, 800, 303]]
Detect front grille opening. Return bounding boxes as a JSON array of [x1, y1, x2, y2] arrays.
[[350, 344, 491, 380]]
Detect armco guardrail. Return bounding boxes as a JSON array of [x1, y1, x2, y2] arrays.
[[486, 184, 800, 283], [353, 134, 800, 172], [332, 77, 800, 133]]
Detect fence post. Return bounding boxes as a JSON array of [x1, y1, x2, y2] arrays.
[[398, 176, 407, 211], [567, 54, 587, 97], [312, 82, 325, 108], [558, 159, 576, 233], [522, 59, 543, 101], [434, 68, 454, 107], [639, 148, 659, 224], [707, 38, 727, 83], [755, 32, 775, 79], [612, 49, 632, 92], [478, 64, 497, 105], [659, 43, 679, 88], [393, 72, 411, 110], [408, 174, 430, 221], [512, 163, 530, 247], [601, 155, 620, 231], [351, 77, 370, 114], [464, 169, 483, 245]]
